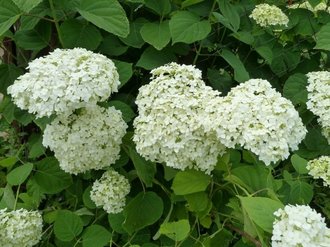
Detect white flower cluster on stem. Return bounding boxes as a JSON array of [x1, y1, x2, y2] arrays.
[[307, 156, 330, 187], [249, 3, 289, 27], [0, 208, 43, 247], [43, 105, 127, 174], [7, 48, 120, 118], [206, 79, 307, 165], [134, 63, 306, 173], [306, 71, 330, 143], [272, 205, 330, 247], [133, 63, 226, 174], [90, 169, 130, 214], [288, 1, 330, 14]]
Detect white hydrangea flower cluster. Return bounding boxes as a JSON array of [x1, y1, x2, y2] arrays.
[[133, 63, 226, 174], [307, 156, 330, 187], [306, 71, 330, 143], [43, 105, 127, 174], [90, 169, 130, 214], [0, 208, 43, 247], [288, 1, 330, 14], [205, 79, 307, 165], [272, 205, 330, 247], [249, 4, 289, 27], [7, 48, 120, 118]]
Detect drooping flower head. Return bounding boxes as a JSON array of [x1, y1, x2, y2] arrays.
[[250, 3, 289, 27], [306, 71, 330, 143], [133, 63, 226, 174], [42, 105, 127, 174], [272, 205, 330, 247], [0, 208, 43, 247], [307, 156, 330, 187], [90, 169, 130, 214], [7, 48, 120, 118], [206, 79, 307, 165]]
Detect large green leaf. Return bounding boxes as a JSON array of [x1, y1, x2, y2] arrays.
[[0, 0, 21, 36], [123, 192, 163, 234], [315, 22, 330, 51], [112, 60, 133, 87], [145, 0, 171, 16], [159, 219, 190, 241], [99, 34, 128, 56], [0, 64, 23, 95], [54, 210, 83, 242], [221, 49, 249, 83], [14, 21, 51, 50], [279, 180, 313, 204], [7, 163, 33, 186], [82, 225, 112, 247], [108, 100, 135, 123], [119, 18, 146, 48], [34, 157, 72, 194], [140, 21, 171, 50], [172, 170, 211, 195], [59, 19, 102, 50], [169, 11, 211, 44], [240, 196, 283, 233], [217, 0, 240, 32], [291, 154, 309, 175], [12, 0, 41, 12], [283, 73, 308, 105], [77, 0, 129, 37], [136, 46, 176, 70]]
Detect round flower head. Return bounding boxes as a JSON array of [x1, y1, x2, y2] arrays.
[[205, 79, 307, 165], [42, 105, 127, 174], [133, 63, 226, 174], [7, 48, 120, 118], [90, 169, 130, 214], [272, 205, 330, 247], [0, 208, 43, 247], [307, 156, 330, 187], [306, 71, 330, 143], [288, 1, 330, 14], [250, 4, 289, 27]]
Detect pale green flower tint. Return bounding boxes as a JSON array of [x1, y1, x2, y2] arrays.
[[43, 105, 127, 174], [0, 209, 43, 247], [272, 205, 330, 247], [133, 63, 226, 174], [306, 71, 330, 143], [250, 3, 289, 27], [90, 169, 130, 214], [7, 48, 120, 118], [307, 156, 330, 187], [288, 1, 330, 14]]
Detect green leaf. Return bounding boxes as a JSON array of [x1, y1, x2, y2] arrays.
[[34, 157, 72, 194], [181, 0, 204, 8], [99, 34, 128, 56], [7, 163, 33, 186], [315, 22, 330, 51], [220, 49, 250, 83], [126, 145, 156, 187], [82, 186, 96, 209], [255, 46, 273, 64], [108, 100, 135, 123], [54, 210, 83, 242], [78, 0, 129, 37], [0, 0, 21, 36], [136, 46, 176, 70], [172, 170, 211, 195], [169, 11, 211, 44], [12, 0, 41, 12], [279, 180, 314, 204], [27, 133, 45, 159], [59, 19, 102, 50], [0, 184, 15, 209], [112, 60, 133, 87], [108, 212, 126, 234], [123, 192, 163, 234], [140, 21, 171, 50], [184, 192, 209, 212], [217, 0, 240, 32], [0, 157, 18, 168], [20, 1, 48, 30], [82, 225, 112, 247], [14, 21, 51, 50], [240, 196, 283, 233], [0, 63, 23, 95], [159, 219, 190, 241], [119, 18, 146, 48], [270, 48, 300, 77], [283, 73, 308, 105], [291, 154, 309, 175], [145, 0, 171, 16]]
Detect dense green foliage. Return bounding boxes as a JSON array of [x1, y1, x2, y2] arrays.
[[1, 0, 330, 246]]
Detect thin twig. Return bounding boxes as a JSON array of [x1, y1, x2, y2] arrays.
[[225, 223, 262, 247]]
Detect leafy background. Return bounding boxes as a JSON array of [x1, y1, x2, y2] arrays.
[[0, 0, 330, 246]]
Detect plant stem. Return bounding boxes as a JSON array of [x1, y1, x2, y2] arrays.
[[226, 223, 262, 247], [13, 184, 21, 210], [48, 0, 64, 47]]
